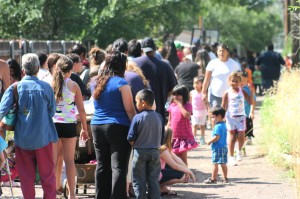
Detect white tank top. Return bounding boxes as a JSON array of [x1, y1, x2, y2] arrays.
[[226, 87, 245, 116], [53, 78, 77, 123]]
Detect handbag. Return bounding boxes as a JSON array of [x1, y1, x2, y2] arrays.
[[2, 84, 18, 131]]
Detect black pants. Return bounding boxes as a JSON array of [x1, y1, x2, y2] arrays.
[[91, 124, 131, 199]]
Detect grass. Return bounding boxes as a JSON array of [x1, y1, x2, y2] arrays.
[[259, 69, 300, 196]]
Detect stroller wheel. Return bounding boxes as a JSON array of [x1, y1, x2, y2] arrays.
[[63, 179, 69, 199]]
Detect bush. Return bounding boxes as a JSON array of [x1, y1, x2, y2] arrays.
[[260, 69, 300, 195]]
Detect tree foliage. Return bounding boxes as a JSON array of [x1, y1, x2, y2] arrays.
[[201, 1, 282, 52], [0, 0, 283, 52]]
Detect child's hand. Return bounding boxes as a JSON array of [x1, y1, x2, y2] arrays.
[[80, 129, 90, 142], [250, 112, 255, 120]]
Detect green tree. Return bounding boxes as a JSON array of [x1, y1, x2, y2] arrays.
[[201, 1, 282, 52]]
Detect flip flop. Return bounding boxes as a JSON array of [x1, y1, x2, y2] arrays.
[[161, 190, 177, 196]]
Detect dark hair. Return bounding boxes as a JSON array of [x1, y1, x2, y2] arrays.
[[171, 85, 189, 104], [194, 75, 205, 83], [36, 51, 48, 68], [268, 44, 274, 51], [194, 49, 211, 74], [47, 53, 61, 74], [67, 53, 80, 63], [210, 105, 225, 118], [112, 38, 128, 53], [70, 43, 86, 56], [52, 55, 73, 101], [93, 51, 127, 99], [136, 89, 155, 106], [239, 70, 248, 78], [217, 43, 230, 52], [128, 39, 142, 58], [89, 47, 106, 66], [166, 41, 180, 69], [7, 58, 22, 81]]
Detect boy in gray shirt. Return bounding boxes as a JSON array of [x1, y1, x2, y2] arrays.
[[127, 89, 164, 199]]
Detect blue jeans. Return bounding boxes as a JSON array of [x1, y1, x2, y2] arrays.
[[91, 124, 131, 199], [132, 148, 161, 199], [262, 79, 276, 91], [209, 93, 223, 108]]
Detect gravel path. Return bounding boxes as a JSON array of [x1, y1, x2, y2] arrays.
[[1, 96, 297, 198]]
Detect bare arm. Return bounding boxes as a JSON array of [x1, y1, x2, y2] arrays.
[[201, 70, 212, 101], [74, 83, 89, 141], [0, 60, 10, 91], [175, 101, 191, 119], [120, 85, 136, 121], [207, 135, 220, 145], [221, 92, 228, 111]]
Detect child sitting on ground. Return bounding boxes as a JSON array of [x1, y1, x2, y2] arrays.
[[204, 105, 228, 184]]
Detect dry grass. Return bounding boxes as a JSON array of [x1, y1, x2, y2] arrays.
[[260, 69, 300, 196]]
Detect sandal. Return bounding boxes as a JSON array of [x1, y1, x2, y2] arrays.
[[221, 178, 229, 183], [56, 187, 63, 195], [203, 178, 217, 184], [161, 190, 177, 196]]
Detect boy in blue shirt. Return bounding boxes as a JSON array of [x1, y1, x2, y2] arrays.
[[127, 89, 164, 199], [204, 105, 228, 184]]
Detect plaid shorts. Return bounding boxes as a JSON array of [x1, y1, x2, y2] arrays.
[[212, 147, 228, 164]]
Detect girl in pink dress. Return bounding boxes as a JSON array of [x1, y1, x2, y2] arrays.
[[167, 85, 198, 166]]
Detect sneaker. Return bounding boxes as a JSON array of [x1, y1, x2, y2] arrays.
[[228, 156, 237, 166], [236, 150, 242, 161], [2, 181, 20, 187], [200, 137, 206, 145], [206, 123, 212, 130], [203, 178, 217, 184]]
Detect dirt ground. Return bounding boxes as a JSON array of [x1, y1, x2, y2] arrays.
[[1, 96, 297, 199]]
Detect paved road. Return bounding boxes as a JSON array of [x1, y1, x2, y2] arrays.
[[1, 96, 297, 198]]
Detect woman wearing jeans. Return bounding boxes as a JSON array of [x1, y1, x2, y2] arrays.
[[91, 51, 136, 199]]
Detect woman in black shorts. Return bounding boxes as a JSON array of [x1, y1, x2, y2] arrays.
[[159, 128, 196, 196]]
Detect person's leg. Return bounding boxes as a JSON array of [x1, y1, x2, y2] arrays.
[[200, 125, 206, 142], [177, 151, 188, 166], [61, 137, 77, 199], [228, 131, 237, 157], [107, 124, 131, 199], [211, 164, 218, 180], [91, 124, 112, 199], [126, 149, 133, 197], [237, 131, 245, 150], [132, 149, 147, 199], [220, 164, 228, 180], [53, 140, 64, 192], [35, 143, 56, 199], [192, 124, 198, 137], [15, 146, 36, 199], [146, 150, 161, 199]]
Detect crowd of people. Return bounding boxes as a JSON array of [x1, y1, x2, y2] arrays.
[[0, 36, 288, 199]]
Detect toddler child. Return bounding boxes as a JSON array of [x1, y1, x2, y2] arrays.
[[167, 85, 198, 166], [252, 65, 262, 96], [127, 89, 164, 199], [190, 76, 209, 145], [222, 72, 251, 166], [204, 105, 228, 184]]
